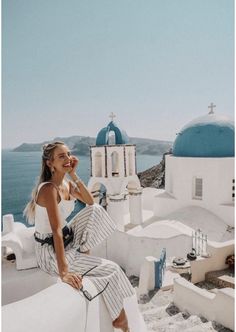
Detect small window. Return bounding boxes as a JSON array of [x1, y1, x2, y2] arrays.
[[128, 152, 133, 176], [94, 152, 102, 177], [111, 151, 119, 177], [193, 177, 203, 200]]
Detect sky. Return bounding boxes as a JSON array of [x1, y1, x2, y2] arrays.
[[2, 0, 234, 148]]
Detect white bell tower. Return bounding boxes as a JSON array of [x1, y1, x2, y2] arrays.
[[88, 114, 143, 230]]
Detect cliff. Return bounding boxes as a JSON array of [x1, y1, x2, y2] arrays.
[[137, 151, 172, 188]]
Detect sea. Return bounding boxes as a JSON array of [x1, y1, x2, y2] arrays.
[[2, 150, 162, 227]]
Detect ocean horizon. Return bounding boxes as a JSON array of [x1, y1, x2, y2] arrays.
[[2, 150, 162, 226]]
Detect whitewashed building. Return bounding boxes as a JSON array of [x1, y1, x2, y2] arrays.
[[88, 113, 143, 230], [89, 108, 234, 280], [155, 107, 235, 226]]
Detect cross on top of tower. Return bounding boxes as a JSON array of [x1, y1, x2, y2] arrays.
[[109, 112, 116, 122], [208, 102, 216, 114]]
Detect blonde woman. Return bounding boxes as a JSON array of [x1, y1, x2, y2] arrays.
[[24, 141, 134, 332]]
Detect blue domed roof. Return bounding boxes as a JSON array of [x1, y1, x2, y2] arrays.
[[173, 113, 234, 157], [96, 121, 129, 146]]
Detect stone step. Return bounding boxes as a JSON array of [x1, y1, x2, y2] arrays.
[[145, 317, 216, 332], [138, 287, 227, 332], [205, 269, 234, 289], [138, 289, 174, 312], [172, 315, 206, 330], [140, 303, 220, 332], [159, 321, 215, 332], [146, 312, 185, 330], [142, 306, 170, 322], [150, 290, 174, 307], [139, 302, 157, 312], [184, 321, 216, 331]]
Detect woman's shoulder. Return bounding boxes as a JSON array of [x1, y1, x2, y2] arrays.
[[37, 181, 56, 190], [37, 182, 58, 202]]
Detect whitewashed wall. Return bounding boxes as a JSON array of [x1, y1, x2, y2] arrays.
[[142, 188, 161, 211], [92, 230, 192, 276], [174, 277, 234, 330], [190, 240, 234, 283], [156, 155, 234, 225], [2, 279, 114, 332]]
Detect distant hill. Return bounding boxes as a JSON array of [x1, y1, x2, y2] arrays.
[[13, 136, 173, 156], [129, 137, 172, 155]]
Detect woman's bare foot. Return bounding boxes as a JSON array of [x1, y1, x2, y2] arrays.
[[112, 309, 129, 331]]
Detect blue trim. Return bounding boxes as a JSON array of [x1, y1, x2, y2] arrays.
[[154, 248, 166, 289], [154, 261, 160, 288]]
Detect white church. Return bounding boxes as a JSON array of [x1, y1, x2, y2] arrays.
[[89, 107, 234, 234], [88, 107, 234, 278]]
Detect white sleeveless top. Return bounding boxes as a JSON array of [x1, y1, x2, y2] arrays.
[[34, 181, 76, 234]]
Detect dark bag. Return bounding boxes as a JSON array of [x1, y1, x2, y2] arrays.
[[34, 226, 74, 250], [60, 226, 74, 249]]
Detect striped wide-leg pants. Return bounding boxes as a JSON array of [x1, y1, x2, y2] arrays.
[[35, 203, 135, 320]]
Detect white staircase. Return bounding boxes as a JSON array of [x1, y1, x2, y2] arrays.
[[139, 289, 232, 332]]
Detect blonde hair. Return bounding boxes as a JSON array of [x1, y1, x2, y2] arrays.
[[23, 141, 65, 224]]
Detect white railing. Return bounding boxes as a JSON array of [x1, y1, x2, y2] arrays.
[[192, 229, 208, 256]]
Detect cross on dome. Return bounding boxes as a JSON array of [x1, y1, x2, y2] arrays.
[[109, 112, 116, 122], [208, 103, 216, 114]]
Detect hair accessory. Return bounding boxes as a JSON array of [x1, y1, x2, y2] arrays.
[[42, 144, 49, 150]]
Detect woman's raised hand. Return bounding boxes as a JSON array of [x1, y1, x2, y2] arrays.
[[68, 155, 79, 175], [61, 272, 82, 289]]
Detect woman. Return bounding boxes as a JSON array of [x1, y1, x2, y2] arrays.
[[24, 141, 135, 332]]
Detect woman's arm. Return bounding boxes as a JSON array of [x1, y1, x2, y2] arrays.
[[69, 177, 94, 205], [68, 156, 94, 205], [42, 184, 82, 289]]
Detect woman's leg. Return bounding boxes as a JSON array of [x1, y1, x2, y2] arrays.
[[69, 252, 135, 323], [36, 234, 133, 329], [68, 204, 116, 253], [112, 308, 129, 331]]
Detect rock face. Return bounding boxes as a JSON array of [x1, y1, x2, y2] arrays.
[[138, 151, 172, 189]]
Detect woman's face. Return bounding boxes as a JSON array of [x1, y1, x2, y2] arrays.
[[50, 145, 72, 174]]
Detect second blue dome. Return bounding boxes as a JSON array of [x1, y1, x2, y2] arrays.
[[173, 114, 234, 157]]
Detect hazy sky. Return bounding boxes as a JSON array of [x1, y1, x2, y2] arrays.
[[2, 0, 234, 148]]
